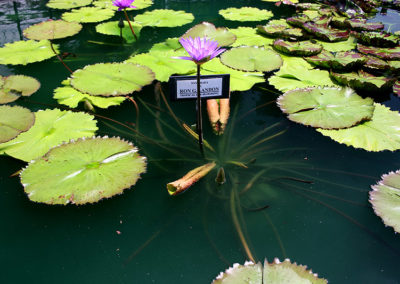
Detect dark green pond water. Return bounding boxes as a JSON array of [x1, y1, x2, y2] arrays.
[[1, 0, 400, 283]]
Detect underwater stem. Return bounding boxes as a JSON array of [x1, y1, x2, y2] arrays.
[[125, 96, 139, 130], [50, 40, 73, 73], [196, 64, 204, 156], [123, 9, 137, 41]]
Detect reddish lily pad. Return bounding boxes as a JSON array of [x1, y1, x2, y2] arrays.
[[330, 16, 348, 29], [286, 14, 309, 28], [331, 70, 396, 92], [353, 31, 399, 48], [257, 19, 303, 40], [346, 18, 384, 32], [357, 44, 400, 60], [303, 23, 350, 42], [362, 55, 390, 71], [273, 39, 323, 56], [305, 50, 367, 70]]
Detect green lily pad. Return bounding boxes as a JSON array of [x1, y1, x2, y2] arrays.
[[200, 59, 265, 92], [0, 40, 58, 65], [370, 170, 400, 233], [357, 44, 400, 60], [316, 36, 357, 52], [134, 9, 194, 27], [181, 22, 236, 47], [228, 27, 273, 47], [346, 19, 384, 32], [23, 20, 82, 40], [126, 50, 195, 82], [305, 50, 367, 70], [272, 39, 323, 56], [0, 106, 35, 143], [0, 75, 40, 104], [277, 87, 374, 129], [70, 62, 155, 96], [93, 0, 153, 10], [280, 54, 314, 70], [220, 46, 282, 72], [0, 108, 98, 162], [286, 14, 310, 28], [20, 136, 146, 205], [257, 19, 304, 40], [95, 21, 142, 43], [219, 7, 273, 22], [331, 70, 396, 92], [62, 7, 115, 23], [303, 23, 349, 42], [150, 37, 183, 53], [354, 31, 399, 48], [317, 103, 400, 151], [46, 0, 92, 10], [389, 60, 400, 72], [394, 80, 400, 96]]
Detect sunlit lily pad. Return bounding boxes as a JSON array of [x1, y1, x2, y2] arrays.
[[331, 70, 396, 92], [389, 60, 400, 72], [23, 20, 82, 40], [134, 9, 194, 27], [394, 80, 400, 96], [354, 31, 399, 48], [219, 7, 273, 22], [278, 87, 374, 129], [0, 40, 58, 65], [286, 14, 310, 28], [46, 0, 92, 10], [181, 22, 236, 47], [70, 62, 155, 96], [316, 36, 357, 52], [357, 44, 400, 60], [93, 0, 153, 10], [20, 136, 146, 205], [273, 39, 323, 56], [0, 109, 98, 162], [95, 21, 142, 43], [303, 23, 349, 42], [0, 75, 40, 104], [228, 27, 273, 47], [370, 170, 400, 233], [212, 259, 327, 284], [305, 50, 367, 70], [346, 19, 384, 32], [317, 103, 400, 151], [257, 19, 304, 40], [150, 37, 182, 53], [220, 46, 282, 72], [0, 106, 35, 143], [62, 7, 115, 23]]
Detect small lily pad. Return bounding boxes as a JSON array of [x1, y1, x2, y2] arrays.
[[357, 44, 400, 60], [305, 50, 367, 70], [257, 19, 304, 40], [134, 9, 194, 27], [277, 87, 374, 129], [286, 14, 310, 28], [229, 27, 273, 47], [317, 103, 400, 151], [0, 75, 40, 104], [345, 19, 384, 32], [93, 0, 153, 10], [273, 39, 323, 56], [0, 40, 58, 65], [181, 22, 236, 47], [303, 23, 349, 42], [220, 46, 282, 72], [0, 108, 98, 162], [20, 136, 146, 205], [354, 31, 399, 48], [0, 106, 35, 143], [219, 7, 273, 22], [46, 0, 92, 10], [62, 7, 115, 23], [70, 62, 155, 96], [331, 70, 396, 92], [23, 20, 82, 40], [370, 170, 400, 233], [95, 21, 142, 43]]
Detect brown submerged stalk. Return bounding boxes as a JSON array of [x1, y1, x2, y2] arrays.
[[50, 40, 73, 73], [123, 9, 137, 41]]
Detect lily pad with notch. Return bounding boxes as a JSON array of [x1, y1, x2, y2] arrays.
[[23, 20, 82, 40], [305, 50, 367, 70], [218, 7, 273, 22], [0, 75, 40, 104], [134, 9, 194, 28], [62, 7, 115, 23], [181, 22, 236, 47], [0, 106, 35, 143], [95, 21, 142, 43], [273, 39, 323, 56], [0, 40, 58, 65]]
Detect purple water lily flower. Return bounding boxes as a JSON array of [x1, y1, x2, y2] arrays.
[[112, 0, 136, 11], [177, 37, 226, 64]]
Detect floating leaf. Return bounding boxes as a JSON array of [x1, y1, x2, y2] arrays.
[[354, 31, 399, 48], [181, 22, 236, 47], [277, 87, 374, 129], [331, 70, 396, 92], [212, 261, 262, 283], [317, 103, 400, 151], [95, 21, 142, 43], [286, 14, 310, 28], [20, 136, 146, 205], [46, 0, 92, 10], [346, 19, 384, 32], [70, 62, 155, 96], [330, 16, 348, 29], [370, 170, 400, 233], [93, 0, 153, 10], [357, 44, 400, 60], [0, 109, 98, 162], [0, 106, 35, 143], [150, 37, 182, 53], [62, 7, 115, 23], [363, 55, 389, 71], [257, 19, 304, 40], [316, 36, 357, 52], [0, 75, 40, 104], [219, 7, 273, 22], [303, 23, 349, 42], [394, 80, 400, 96], [389, 60, 400, 72], [23, 20, 82, 40], [305, 50, 367, 70], [220, 46, 282, 72], [0, 40, 57, 65], [272, 39, 323, 56], [228, 27, 273, 47], [134, 9, 194, 27]]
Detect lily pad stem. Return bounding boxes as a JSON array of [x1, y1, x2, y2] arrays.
[[125, 96, 139, 130], [196, 64, 204, 156], [123, 9, 137, 41], [50, 40, 73, 74]]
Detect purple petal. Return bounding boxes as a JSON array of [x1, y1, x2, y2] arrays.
[[172, 56, 194, 61]]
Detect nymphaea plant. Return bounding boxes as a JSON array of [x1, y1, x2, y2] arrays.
[[0, 106, 35, 143]]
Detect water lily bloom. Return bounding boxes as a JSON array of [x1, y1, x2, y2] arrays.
[[112, 0, 136, 11], [177, 37, 226, 64]]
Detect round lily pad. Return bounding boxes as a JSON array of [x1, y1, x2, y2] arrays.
[[0, 106, 35, 143], [305, 50, 367, 70], [95, 21, 142, 43], [0, 108, 98, 162], [317, 103, 400, 152], [228, 27, 273, 47], [134, 9, 194, 27], [20, 136, 147, 205], [62, 7, 115, 23], [272, 39, 323, 56], [181, 22, 236, 47], [70, 62, 155, 96], [93, 0, 153, 10], [219, 7, 273, 22], [23, 20, 82, 40], [0, 75, 40, 104], [370, 170, 400, 233], [46, 0, 92, 10], [220, 46, 282, 72], [0, 40, 58, 65], [277, 87, 374, 129]]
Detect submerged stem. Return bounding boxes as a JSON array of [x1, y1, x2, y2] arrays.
[[123, 9, 137, 41], [50, 40, 73, 73], [196, 64, 204, 156], [125, 96, 140, 131]]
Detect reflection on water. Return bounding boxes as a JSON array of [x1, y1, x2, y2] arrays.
[[1, 0, 400, 283]]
